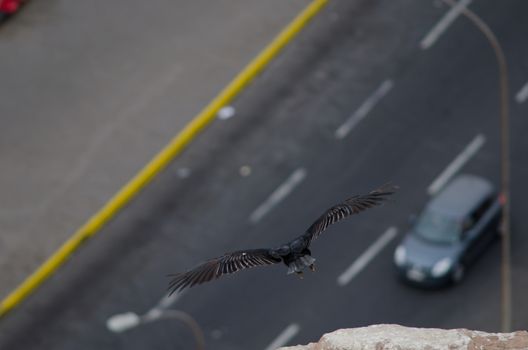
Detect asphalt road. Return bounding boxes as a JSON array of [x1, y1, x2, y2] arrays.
[[2, 0, 528, 349], [0, 0, 306, 297]]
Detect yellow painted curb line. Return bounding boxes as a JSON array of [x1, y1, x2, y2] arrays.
[[0, 0, 329, 317]]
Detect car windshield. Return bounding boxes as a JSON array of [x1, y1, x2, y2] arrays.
[[414, 209, 461, 244]]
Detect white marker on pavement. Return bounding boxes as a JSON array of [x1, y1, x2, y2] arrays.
[[106, 291, 185, 333], [427, 133, 485, 196], [217, 105, 236, 120], [337, 226, 398, 287], [335, 80, 393, 139], [106, 312, 141, 333], [420, 0, 472, 50], [250, 168, 307, 223]]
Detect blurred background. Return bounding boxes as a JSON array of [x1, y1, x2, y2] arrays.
[[0, 0, 527, 349]]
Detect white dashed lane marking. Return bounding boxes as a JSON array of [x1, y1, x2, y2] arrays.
[[420, 0, 472, 50], [515, 81, 528, 104], [264, 323, 301, 350], [250, 168, 307, 223], [427, 133, 485, 196], [337, 226, 398, 287], [335, 80, 393, 139]]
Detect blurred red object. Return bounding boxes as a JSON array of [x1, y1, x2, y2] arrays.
[[0, 0, 23, 15], [499, 192, 507, 206]]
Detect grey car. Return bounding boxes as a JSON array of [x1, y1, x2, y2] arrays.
[[394, 174, 502, 287]]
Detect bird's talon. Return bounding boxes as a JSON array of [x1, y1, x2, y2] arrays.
[[309, 264, 316, 272]]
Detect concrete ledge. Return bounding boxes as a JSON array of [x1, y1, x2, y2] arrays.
[[280, 324, 528, 350]]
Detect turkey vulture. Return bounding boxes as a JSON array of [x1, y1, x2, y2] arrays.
[[168, 184, 396, 295]]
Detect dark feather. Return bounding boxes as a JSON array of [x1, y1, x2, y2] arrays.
[[167, 184, 397, 293], [302, 184, 397, 244], [168, 249, 281, 295]]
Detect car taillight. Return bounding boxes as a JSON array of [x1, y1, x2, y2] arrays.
[[498, 193, 506, 206]]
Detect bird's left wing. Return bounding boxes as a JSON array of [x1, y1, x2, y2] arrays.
[[302, 184, 397, 244], [168, 249, 281, 294]]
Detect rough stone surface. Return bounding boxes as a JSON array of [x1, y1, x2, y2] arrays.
[[280, 324, 528, 350]]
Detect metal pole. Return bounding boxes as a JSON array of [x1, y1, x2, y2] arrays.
[[161, 310, 206, 350], [441, 0, 511, 332]]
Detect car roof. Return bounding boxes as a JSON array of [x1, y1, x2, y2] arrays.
[[427, 174, 495, 219]]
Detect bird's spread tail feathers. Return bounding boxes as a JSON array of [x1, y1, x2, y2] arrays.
[[287, 256, 316, 274]]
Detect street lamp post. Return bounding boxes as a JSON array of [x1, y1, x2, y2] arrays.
[[441, 0, 511, 332], [145, 309, 206, 350], [107, 309, 206, 350]]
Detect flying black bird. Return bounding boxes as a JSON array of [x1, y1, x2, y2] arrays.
[[168, 184, 396, 295]]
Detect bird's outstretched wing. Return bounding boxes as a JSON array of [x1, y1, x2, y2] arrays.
[[168, 249, 281, 294], [302, 184, 397, 244]]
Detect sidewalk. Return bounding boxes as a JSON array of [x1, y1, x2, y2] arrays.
[[0, 0, 308, 299]]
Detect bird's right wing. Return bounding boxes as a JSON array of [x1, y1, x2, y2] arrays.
[[302, 184, 397, 244], [168, 249, 281, 295]]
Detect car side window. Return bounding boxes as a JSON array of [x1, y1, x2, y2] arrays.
[[462, 217, 474, 232], [471, 195, 493, 223], [462, 196, 493, 234]]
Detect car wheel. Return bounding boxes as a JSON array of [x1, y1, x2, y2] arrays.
[[451, 264, 465, 284]]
